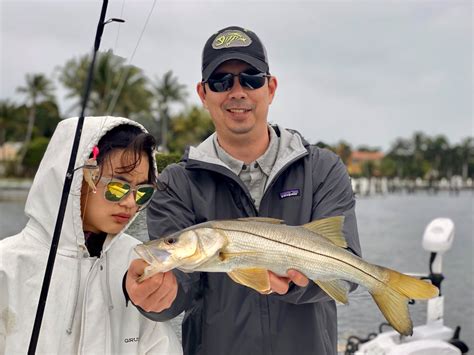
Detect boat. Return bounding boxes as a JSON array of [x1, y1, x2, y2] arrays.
[[343, 218, 469, 354]]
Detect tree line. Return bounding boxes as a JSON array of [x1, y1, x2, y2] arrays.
[[1, 50, 472, 179], [0, 50, 213, 176], [318, 134, 473, 180]]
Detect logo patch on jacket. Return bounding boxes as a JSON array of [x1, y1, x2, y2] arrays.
[[279, 189, 300, 199], [124, 337, 139, 343]]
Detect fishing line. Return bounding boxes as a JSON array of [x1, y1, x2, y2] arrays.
[[106, 0, 158, 116], [81, 0, 156, 158], [113, 0, 127, 50], [102, 0, 127, 116], [62, 1, 128, 169]]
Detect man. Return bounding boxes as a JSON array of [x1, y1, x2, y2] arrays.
[[126, 26, 361, 355]]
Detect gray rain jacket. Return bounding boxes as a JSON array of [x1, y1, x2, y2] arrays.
[[143, 126, 361, 355]]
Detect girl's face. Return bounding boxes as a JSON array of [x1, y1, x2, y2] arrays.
[[81, 149, 150, 235]]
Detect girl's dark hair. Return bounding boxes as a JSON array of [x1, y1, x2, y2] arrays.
[[95, 124, 157, 183]]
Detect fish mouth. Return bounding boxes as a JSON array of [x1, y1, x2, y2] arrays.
[[134, 244, 171, 265]]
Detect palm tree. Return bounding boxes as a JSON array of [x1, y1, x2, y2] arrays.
[[456, 137, 474, 180], [151, 70, 188, 152], [426, 135, 450, 177], [0, 100, 18, 147], [411, 132, 430, 178], [335, 141, 352, 165], [168, 106, 214, 154], [58, 50, 152, 117], [16, 73, 55, 169], [387, 138, 412, 177]]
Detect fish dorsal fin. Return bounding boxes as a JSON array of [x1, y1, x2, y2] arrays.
[[303, 216, 347, 248], [227, 268, 271, 294], [237, 217, 284, 224], [314, 279, 350, 304]]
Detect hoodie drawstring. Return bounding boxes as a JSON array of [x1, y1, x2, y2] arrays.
[[105, 254, 114, 311], [66, 256, 82, 334]]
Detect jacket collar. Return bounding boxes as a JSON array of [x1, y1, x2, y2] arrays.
[[186, 125, 309, 173]]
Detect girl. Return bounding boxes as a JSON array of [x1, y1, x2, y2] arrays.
[[0, 116, 182, 354]]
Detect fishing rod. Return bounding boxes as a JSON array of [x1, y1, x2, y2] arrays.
[[28, 1, 124, 353]]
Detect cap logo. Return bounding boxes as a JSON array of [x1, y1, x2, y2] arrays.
[[212, 30, 252, 49]]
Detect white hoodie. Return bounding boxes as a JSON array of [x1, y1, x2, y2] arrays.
[[0, 116, 182, 355]]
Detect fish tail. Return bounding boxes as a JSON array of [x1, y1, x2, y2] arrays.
[[370, 268, 439, 336], [386, 268, 439, 300]]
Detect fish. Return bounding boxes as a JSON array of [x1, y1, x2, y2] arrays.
[[134, 216, 439, 336]]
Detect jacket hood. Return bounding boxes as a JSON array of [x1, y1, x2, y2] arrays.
[[24, 116, 155, 255]]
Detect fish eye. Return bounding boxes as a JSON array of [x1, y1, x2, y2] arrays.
[[164, 237, 177, 245]]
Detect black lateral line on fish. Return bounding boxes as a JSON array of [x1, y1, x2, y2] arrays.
[[212, 226, 388, 286]]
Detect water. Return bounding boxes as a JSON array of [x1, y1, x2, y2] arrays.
[[337, 192, 474, 351], [0, 200, 28, 237], [1, 191, 473, 351]]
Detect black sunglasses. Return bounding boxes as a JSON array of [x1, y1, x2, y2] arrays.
[[203, 72, 270, 93]]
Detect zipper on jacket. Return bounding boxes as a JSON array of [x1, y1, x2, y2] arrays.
[[258, 151, 308, 212], [188, 162, 259, 216], [104, 254, 114, 310], [259, 295, 274, 355], [187, 148, 309, 217]]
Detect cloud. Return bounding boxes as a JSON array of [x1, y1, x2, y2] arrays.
[[1, 0, 471, 150]]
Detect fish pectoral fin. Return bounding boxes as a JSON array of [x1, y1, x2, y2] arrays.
[[303, 216, 347, 248], [236, 217, 284, 224], [314, 279, 350, 304], [227, 268, 271, 294]]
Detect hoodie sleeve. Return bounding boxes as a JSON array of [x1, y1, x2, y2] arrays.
[[272, 148, 361, 304], [137, 164, 203, 321]]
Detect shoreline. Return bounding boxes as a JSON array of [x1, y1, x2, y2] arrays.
[[0, 178, 32, 201]]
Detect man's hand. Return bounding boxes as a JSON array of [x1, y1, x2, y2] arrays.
[[268, 269, 309, 295], [126, 259, 178, 312]]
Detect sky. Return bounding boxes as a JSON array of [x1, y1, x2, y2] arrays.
[[0, 0, 472, 151]]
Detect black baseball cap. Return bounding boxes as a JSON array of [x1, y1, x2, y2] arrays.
[[201, 26, 269, 81]]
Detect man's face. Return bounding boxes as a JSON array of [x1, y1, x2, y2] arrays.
[[197, 60, 277, 141]]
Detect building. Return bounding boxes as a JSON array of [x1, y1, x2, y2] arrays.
[[0, 142, 22, 176], [347, 150, 384, 176]]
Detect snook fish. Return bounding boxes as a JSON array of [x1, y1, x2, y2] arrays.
[[134, 216, 438, 335]]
